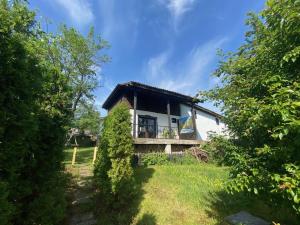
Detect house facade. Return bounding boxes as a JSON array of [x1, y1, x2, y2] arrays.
[[102, 81, 226, 152]]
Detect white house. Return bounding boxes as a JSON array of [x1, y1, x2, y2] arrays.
[[102, 81, 226, 152]]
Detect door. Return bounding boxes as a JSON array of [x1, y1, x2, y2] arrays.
[[138, 115, 157, 138]]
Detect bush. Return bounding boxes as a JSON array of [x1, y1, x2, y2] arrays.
[[140, 153, 169, 166], [170, 153, 199, 165], [0, 1, 71, 224], [94, 103, 136, 225], [140, 152, 200, 166], [201, 134, 239, 166]]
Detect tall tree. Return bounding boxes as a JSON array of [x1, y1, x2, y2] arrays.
[[48, 25, 110, 113], [0, 0, 73, 224], [73, 103, 102, 136], [201, 0, 300, 214]]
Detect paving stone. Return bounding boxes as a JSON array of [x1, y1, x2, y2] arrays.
[[70, 213, 96, 225], [225, 211, 270, 225], [72, 192, 93, 205]]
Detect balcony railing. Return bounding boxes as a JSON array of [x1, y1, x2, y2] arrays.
[[132, 123, 179, 139], [132, 123, 196, 140]]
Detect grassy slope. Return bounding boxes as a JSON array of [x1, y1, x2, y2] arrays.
[[132, 164, 297, 225], [62, 149, 297, 225], [132, 164, 226, 225]]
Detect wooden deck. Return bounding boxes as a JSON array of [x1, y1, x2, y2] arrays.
[[133, 138, 203, 145]]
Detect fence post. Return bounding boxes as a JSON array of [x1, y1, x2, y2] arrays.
[[72, 146, 77, 166], [93, 146, 98, 165]]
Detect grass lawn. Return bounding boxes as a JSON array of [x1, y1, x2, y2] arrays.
[[64, 147, 95, 165], [63, 147, 95, 177], [131, 164, 297, 225], [62, 149, 297, 225]]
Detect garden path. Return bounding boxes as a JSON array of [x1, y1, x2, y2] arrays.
[[66, 165, 96, 225]]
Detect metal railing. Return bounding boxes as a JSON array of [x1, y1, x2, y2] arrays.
[[132, 123, 179, 139]]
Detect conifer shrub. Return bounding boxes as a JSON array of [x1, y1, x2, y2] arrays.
[[0, 1, 71, 224], [94, 103, 136, 225]]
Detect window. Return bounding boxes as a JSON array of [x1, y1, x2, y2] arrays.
[[215, 117, 220, 125]]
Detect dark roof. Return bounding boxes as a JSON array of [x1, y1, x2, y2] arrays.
[[102, 81, 222, 118]]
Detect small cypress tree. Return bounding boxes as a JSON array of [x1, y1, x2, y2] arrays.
[[94, 103, 135, 225]]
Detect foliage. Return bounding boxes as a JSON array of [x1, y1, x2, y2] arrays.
[[73, 102, 102, 135], [200, 0, 300, 215], [201, 134, 240, 165], [140, 152, 199, 166], [49, 25, 110, 113], [0, 1, 80, 224], [94, 103, 136, 225], [162, 128, 176, 139], [170, 153, 199, 165], [140, 153, 169, 166]]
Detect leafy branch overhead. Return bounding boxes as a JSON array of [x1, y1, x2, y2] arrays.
[[200, 0, 300, 215]]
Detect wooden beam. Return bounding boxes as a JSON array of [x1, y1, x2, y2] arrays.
[[191, 104, 197, 140], [167, 100, 172, 138], [133, 91, 137, 138]]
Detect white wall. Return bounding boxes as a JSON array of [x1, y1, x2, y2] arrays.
[[129, 105, 226, 141], [129, 109, 179, 139], [180, 104, 226, 141], [195, 109, 226, 140]]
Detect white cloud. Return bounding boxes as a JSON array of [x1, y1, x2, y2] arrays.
[[147, 52, 170, 79], [53, 0, 94, 26], [167, 0, 196, 18], [158, 0, 196, 27], [144, 37, 227, 95]]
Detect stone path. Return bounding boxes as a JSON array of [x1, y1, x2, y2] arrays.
[[225, 211, 270, 225], [67, 165, 97, 225]]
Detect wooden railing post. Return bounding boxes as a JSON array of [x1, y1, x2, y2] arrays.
[[191, 104, 197, 140], [167, 99, 172, 138], [93, 146, 98, 165], [133, 91, 137, 138], [71, 146, 77, 166]]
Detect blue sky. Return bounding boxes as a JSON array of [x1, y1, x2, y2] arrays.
[[29, 0, 265, 115]]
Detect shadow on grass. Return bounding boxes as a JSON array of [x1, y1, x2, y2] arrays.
[[205, 190, 299, 225], [136, 213, 157, 225], [95, 166, 156, 225]]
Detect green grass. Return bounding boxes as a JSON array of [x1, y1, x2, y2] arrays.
[[131, 164, 298, 225], [63, 147, 94, 177], [63, 149, 297, 225], [64, 147, 94, 165]]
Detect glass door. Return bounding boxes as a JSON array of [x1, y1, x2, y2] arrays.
[[138, 116, 157, 138]]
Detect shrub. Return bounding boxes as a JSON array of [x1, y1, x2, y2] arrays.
[[140, 152, 200, 166], [201, 134, 239, 166], [140, 153, 169, 166], [0, 1, 71, 224], [170, 153, 199, 165], [94, 103, 135, 225]]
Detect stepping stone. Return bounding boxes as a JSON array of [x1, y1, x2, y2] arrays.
[[72, 189, 93, 204], [225, 211, 270, 225], [70, 212, 96, 225]]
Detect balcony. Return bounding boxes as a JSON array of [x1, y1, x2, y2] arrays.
[[132, 123, 202, 145]]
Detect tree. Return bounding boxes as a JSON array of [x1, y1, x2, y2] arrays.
[[94, 103, 136, 225], [200, 0, 300, 215], [0, 1, 72, 224], [49, 25, 110, 113], [73, 103, 102, 136]]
